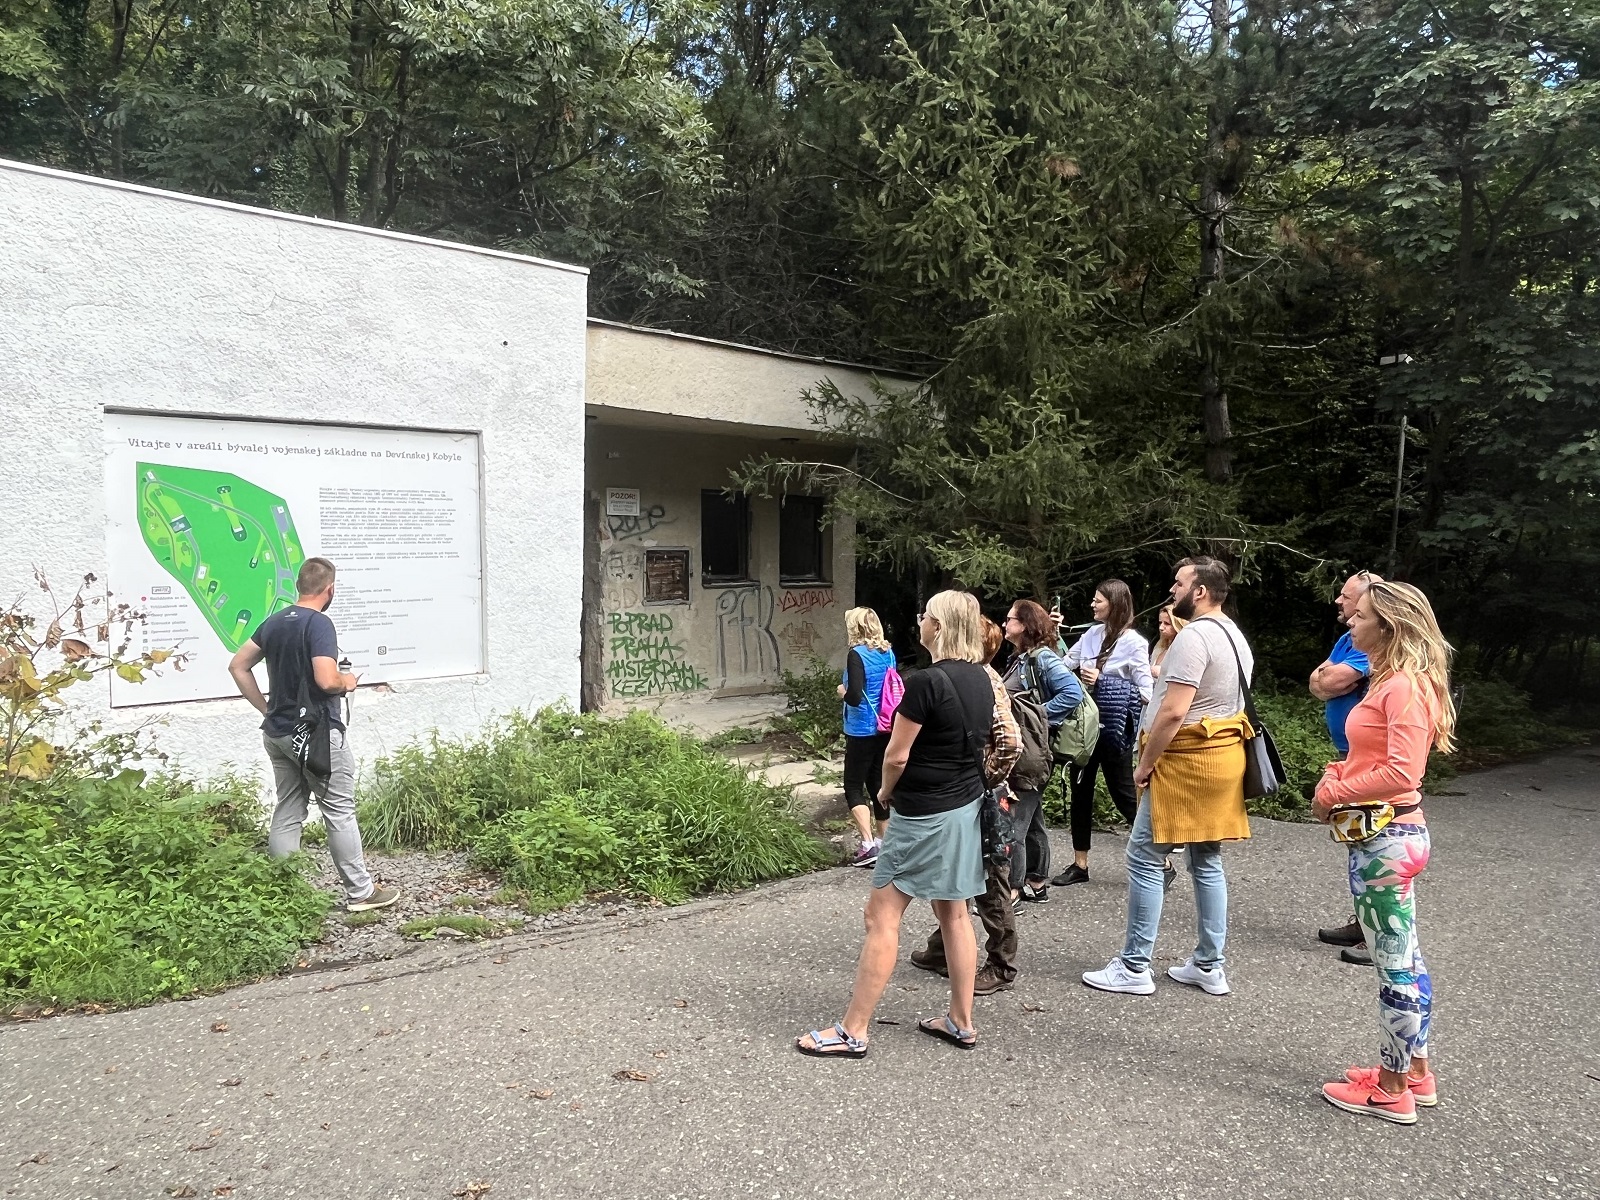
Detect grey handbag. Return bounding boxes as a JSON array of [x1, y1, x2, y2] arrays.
[[1195, 618, 1285, 799]]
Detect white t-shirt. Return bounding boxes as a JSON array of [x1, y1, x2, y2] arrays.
[[1141, 614, 1254, 730]]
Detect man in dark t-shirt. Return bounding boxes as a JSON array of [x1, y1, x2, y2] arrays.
[[228, 556, 398, 912]]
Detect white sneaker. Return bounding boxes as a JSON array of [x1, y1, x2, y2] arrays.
[[1167, 957, 1230, 996], [1082, 957, 1156, 995]]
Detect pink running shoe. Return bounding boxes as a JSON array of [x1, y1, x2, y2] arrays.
[[1344, 1065, 1437, 1107], [1322, 1075, 1418, 1125]]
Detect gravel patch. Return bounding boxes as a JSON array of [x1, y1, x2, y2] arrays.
[[297, 844, 658, 968]]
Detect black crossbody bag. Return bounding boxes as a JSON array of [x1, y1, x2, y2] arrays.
[[930, 665, 1015, 869], [1194, 618, 1285, 799], [290, 618, 334, 781]]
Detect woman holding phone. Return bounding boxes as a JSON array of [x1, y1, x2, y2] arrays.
[[1053, 580, 1153, 886]]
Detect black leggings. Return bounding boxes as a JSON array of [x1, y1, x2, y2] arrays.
[[1067, 736, 1138, 853], [843, 734, 889, 822]]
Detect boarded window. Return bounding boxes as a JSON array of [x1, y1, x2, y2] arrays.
[[780, 496, 829, 584], [701, 491, 751, 584], [644, 549, 690, 604]]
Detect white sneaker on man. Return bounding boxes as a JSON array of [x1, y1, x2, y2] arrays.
[[1167, 957, 1230, 995], [1082, 957, 1156, 995]]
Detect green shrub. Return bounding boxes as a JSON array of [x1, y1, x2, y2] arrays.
[[1038, 690, 1336, 826], [0, 770, 328, 1010], [1250, 690, 1336, 821], [360, 707, 831, 910], [775, 656, 845, 756], [1451, 673, 1585, 769]]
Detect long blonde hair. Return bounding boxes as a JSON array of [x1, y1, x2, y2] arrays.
[[1152, 604, 1187, 666], [1365, 581, 1457, 753], [924, 590, 986, 664], [844, 606, 890, 650]]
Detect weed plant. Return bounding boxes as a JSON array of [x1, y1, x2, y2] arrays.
[[0, 769, 327, 1010], [774, 657, 844, 756], [359, 707, 830, 912]]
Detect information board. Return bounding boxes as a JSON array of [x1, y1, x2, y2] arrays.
[[105, 411, 484, 706]]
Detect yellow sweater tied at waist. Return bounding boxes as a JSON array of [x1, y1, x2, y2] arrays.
[[1144, 714, 1254, 845]]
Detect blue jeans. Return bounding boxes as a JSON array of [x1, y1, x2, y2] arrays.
[[1120, 793, 1227, 973]]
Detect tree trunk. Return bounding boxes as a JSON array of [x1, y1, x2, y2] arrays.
[[1027, 501, 1047, 601], [1420, 136, 1477, 553], [1197, 0, 1233, 484]]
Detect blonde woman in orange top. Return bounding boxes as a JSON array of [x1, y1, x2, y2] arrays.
[[1313, 581, 1456, 1126]]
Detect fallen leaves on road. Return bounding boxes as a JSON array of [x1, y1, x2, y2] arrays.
[[166, 1187, 198, 1198], [214, 1184, 235, 1196], [492, 956, 508, 965], [452, 1182, 492, 1200], [218, 1079, 242, 1088], [531, 1089, 555, 1100], [612, 1069, 654, 1082], [1020, 1002, 1047, 1013], [209, 1022, 229, 1033], [671, 998, 688, 1008], [20, 1153, 48, 1166], [187, 1142, 216, 1153], [651, 1050, 669, 1059]]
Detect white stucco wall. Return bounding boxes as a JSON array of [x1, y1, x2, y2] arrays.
[[0, 159, 588, 782]]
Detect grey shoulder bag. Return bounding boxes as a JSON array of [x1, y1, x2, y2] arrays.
[[1195, 618, 1284, 799]]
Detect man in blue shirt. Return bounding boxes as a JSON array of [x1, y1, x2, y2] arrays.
[[1309, 570, 1379, 961]]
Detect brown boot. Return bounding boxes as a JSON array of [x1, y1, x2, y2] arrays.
[[972, 965, 1015, 996], [910, 948, 948, 976]]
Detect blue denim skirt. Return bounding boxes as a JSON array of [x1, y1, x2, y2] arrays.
[[871, 795, 986, 900]]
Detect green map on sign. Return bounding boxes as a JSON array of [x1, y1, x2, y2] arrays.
[[136, 464, 305, 652]]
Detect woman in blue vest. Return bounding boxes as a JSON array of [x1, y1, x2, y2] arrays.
[[836, 607, 898, 866]]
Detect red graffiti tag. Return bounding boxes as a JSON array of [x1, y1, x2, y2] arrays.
[[777, 589, 835, 615]]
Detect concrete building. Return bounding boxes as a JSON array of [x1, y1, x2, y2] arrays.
[[582, 322, 887, 714], [0, 158, 896, 782]]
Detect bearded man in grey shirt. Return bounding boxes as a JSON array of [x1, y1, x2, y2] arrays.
[[1083, 556, 1253, 999]]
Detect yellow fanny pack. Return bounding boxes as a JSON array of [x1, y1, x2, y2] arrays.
[[1328, 800, 1420, 844]]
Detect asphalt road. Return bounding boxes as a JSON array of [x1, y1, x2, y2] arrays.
[[5, 751, 1597, 1200]]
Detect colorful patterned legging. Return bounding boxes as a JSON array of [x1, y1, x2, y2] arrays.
[[1348, 823, 1432, 1073]]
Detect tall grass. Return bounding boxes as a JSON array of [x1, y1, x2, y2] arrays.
[[1, 769, 328, 1010], [359, 707, 830, 911]]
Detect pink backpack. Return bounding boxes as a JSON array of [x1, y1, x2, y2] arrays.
[[876, 664, 905, 734]]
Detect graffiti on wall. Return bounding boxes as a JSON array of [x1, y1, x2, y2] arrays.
[[715, 585, 780, 685], [601, 546, 644, 610], [778, 620, 821, 658], [777, 588, 835, 616], [607, 504, 675, 543], [605, 611, 708, 698]]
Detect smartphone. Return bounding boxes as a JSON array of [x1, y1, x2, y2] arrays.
[[1051, 594, 1062, 613]]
